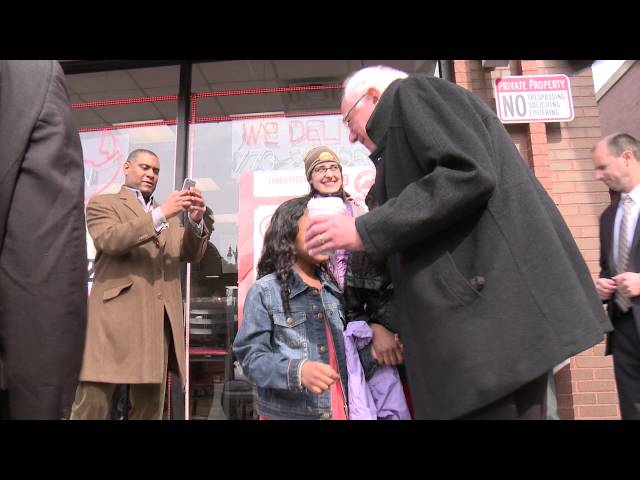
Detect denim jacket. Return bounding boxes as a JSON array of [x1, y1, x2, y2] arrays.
[[232, 269, 349, 420]]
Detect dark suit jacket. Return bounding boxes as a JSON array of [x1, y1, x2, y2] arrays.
[[599, 199, 640, 353], [355, 74, 613, 419], [0, 61, 87, 419]]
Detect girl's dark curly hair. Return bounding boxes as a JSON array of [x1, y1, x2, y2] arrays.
[[257, 196, 336, 317]]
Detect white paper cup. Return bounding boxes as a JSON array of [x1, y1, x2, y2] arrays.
[[307, 196, 346, 217], [306, 197, 346, 255]]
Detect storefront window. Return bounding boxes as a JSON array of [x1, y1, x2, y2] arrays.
[[69, 67, 180, 280], [186, 60, 439, 420], [65, 61, 439, 420]]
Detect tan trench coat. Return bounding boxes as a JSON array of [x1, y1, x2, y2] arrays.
[[79, 187, 209, 384]]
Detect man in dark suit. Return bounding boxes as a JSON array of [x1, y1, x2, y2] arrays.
[[593, 133, 640, 420], [305, 65, 612, 419], [0, 60, 87, 419]]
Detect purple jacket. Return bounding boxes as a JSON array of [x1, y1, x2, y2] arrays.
[[344, 321, 411, 420]]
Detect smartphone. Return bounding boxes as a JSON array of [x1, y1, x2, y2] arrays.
[[182, 178, 196, 191]]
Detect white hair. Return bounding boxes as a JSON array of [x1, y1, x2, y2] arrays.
[[342, 65, 409, 104]]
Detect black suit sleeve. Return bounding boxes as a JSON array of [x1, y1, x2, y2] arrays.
[[0, 61, 87, 419], [599, 205, 615, 280]]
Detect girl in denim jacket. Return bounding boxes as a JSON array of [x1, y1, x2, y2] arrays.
[[233, 197, 349, 420]]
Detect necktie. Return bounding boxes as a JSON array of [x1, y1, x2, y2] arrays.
[[615, 195, 633, 312]]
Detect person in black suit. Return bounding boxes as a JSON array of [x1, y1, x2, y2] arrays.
[[304, 65, 612, 419], [593, 133, 640, 420], [0, 60, 87, 419]]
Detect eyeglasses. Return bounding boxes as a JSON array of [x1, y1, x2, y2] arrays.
[[343, 92, 368, 127], [313, 164, 340, 176]]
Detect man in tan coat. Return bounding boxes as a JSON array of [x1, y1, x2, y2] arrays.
[[70, 149, 210, 420]]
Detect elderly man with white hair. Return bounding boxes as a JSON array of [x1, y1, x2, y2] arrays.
[[305, 65, 612, 419]]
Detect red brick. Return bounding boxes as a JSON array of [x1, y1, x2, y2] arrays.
[[553, 127, 587, 139], [556, 383, 575, 396], [553, 365, 573, 382], [550, 149, 595, 161], [548, 138, 600, 151], [572, 96, 598, 107], [572, 86, 598, 97], [575, 238, 600, 251], [574, 356, 613, 368], [531, 157, 549, 167], [530, 134, 547, 146], [580, 226, 599, 237], [563, 215, 590, 227], [581, 107, 600, 117], [557, 394, 574, 408], [557, 205, 579, 216], [555, 171, 599, 182], [531, 143, 549, 156], [575, 182, 608, 193], [578, 204, 609, 215], [558, 407, 575, 419], [577, 380, 617, 392], [572, 393, 597, 405], [561, 192, 611, 204], [580, 250, 600, 262], [585, 261, 599, 274], [575, 159, 599, 170], [550, 161, 572, 171], [596, 392, 619, 404], [569, 369, 595, 380], [453, 61, 469, 71], [594, 369, 616, 380], [577, 405, 618, 417], [553, 183, 575, 193], [528, 122, 545, 133], [569, 76, 596, 87], [577, 416, 619, 420], [592, 344, 607, 356]]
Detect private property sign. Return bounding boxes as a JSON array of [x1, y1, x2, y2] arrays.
[[494, 74, 574, 123]]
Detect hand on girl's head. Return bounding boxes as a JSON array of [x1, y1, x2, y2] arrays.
[[300, 361, 340, 395]]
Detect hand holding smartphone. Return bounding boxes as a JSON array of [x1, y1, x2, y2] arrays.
[[182, 178, 196, 191]]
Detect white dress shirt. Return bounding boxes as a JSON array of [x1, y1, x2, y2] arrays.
[[123, 186, 204, 236], [613, 184, 640, 268]]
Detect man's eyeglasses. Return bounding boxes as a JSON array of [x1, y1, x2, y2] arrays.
[[313, 164, 340, 176], [343, 93, 368, 127]]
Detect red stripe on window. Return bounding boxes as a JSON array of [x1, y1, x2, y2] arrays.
[[195, 111, 341, 123], [72, 95, 179, 109], [78, 119, 177, 133], [193, 84, 343, 99], [73, 85, 344, 131]]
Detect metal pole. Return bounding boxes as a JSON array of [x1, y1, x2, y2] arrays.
[[174, 61, 192, 420]]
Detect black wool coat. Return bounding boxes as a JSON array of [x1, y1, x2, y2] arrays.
[[355, 75, 612, 419], [0, 61, 87, 419]]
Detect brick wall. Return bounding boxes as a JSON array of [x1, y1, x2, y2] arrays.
[[453, 60, 617, 419]]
